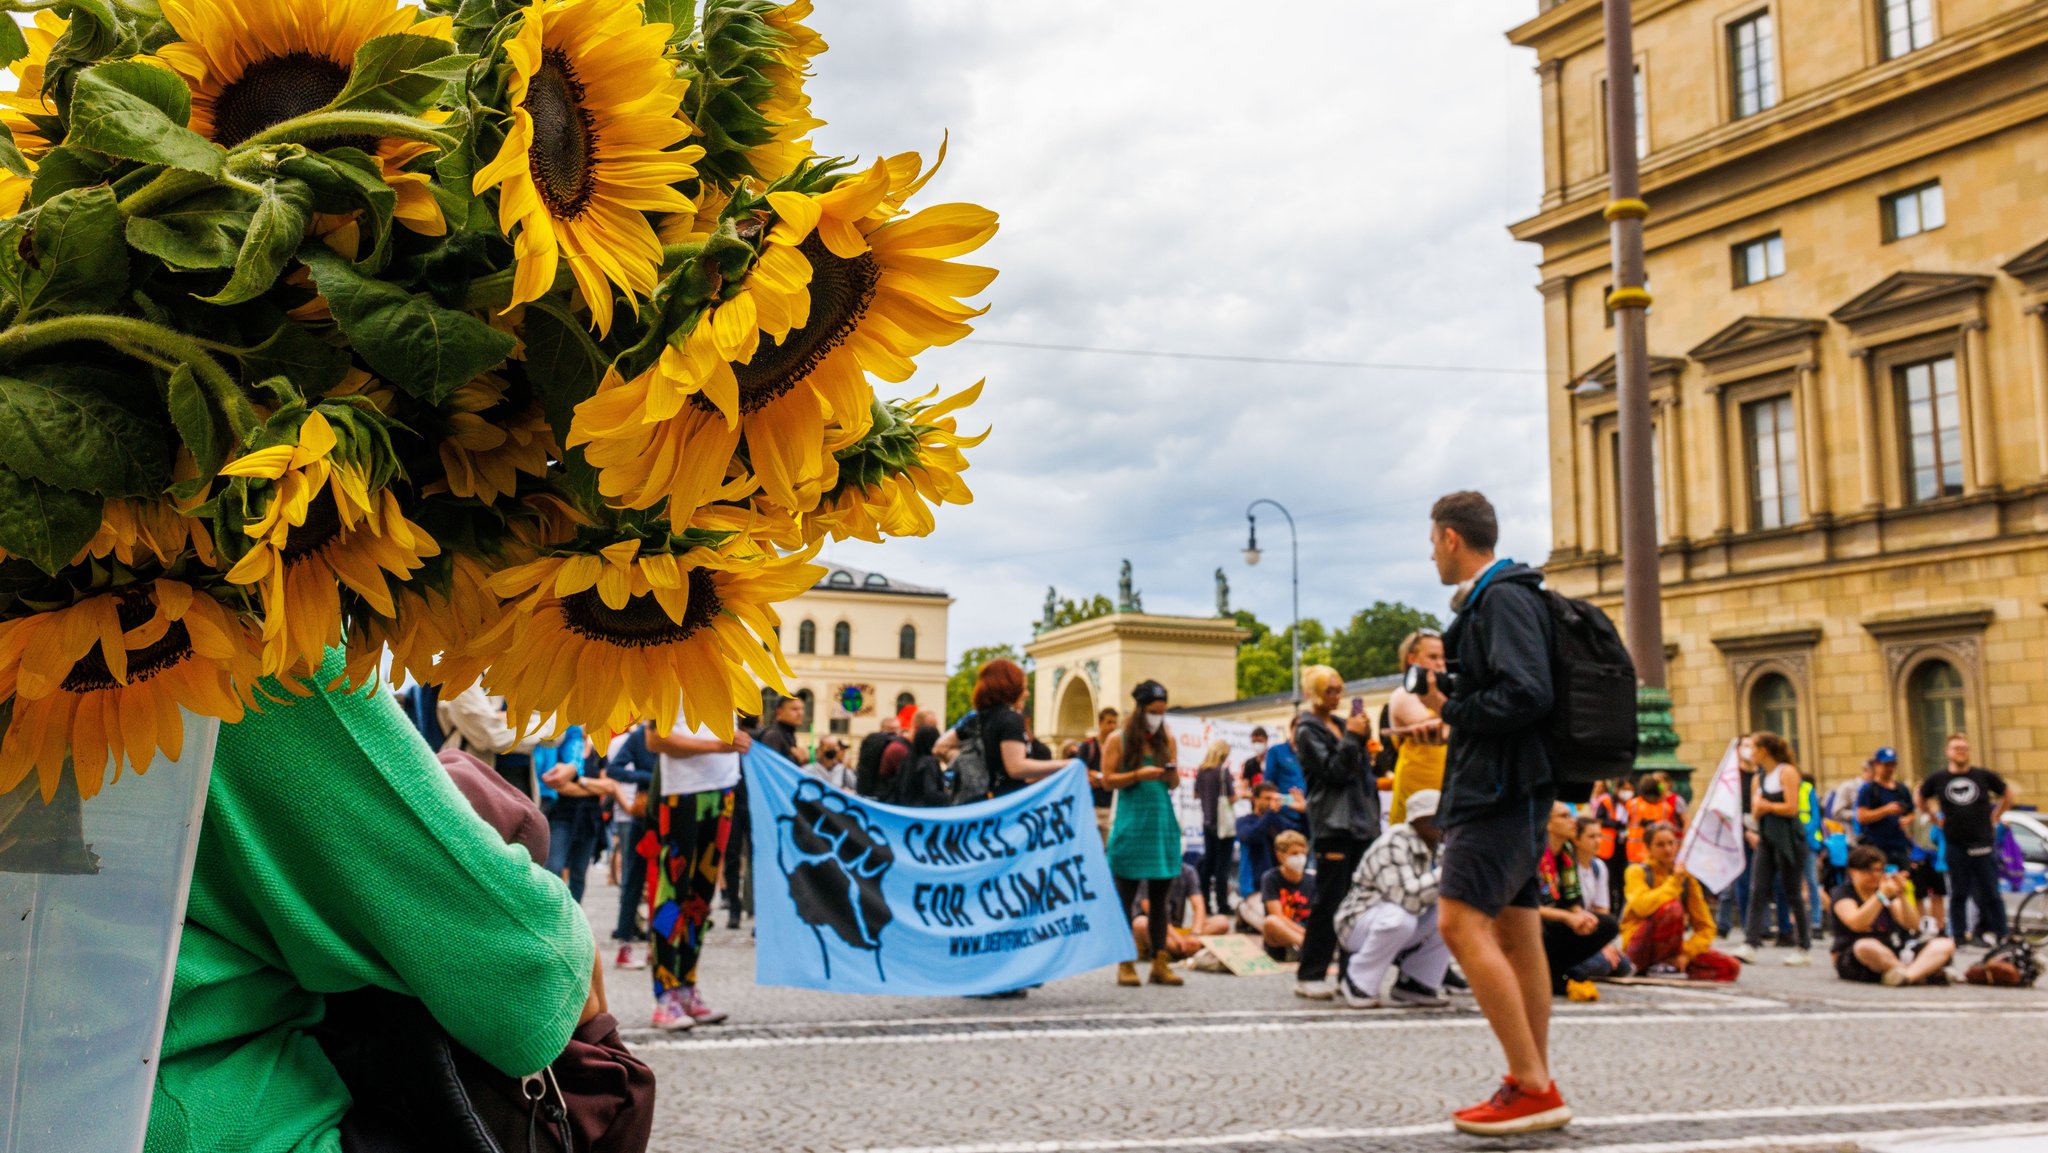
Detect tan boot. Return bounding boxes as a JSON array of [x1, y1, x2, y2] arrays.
[[1149, 954, 1183, 986], [1116, 961, 1141, 987]]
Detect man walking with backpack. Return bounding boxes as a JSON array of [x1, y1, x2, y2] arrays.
[[1415, 491, 1572, 1136]]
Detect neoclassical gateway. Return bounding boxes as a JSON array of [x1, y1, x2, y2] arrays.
[[1512, 0, 2048, 796]]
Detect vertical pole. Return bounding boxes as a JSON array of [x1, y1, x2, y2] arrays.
[[1289, 519, 1301, 708], [1602, 0, 1665, 689]]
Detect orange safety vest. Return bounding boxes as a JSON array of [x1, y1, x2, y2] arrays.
[[1591, 794, 1622, 859], [1624, 795, 1681, 863]]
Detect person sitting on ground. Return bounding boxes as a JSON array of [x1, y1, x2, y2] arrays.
[[1566, 814, 1632, 982], [1620, 823, 1740, 982], [1332, 788, 1453, 1009], [1832, 845, 1957, 986], [1537, 801, 1619, 994], [803, 737, 853, 791], [1235, 781, 1291, 909], [1257, 830, 1316, 961], [1131, 863, 1233, 960]]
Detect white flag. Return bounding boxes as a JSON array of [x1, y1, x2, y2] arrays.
[[1675, 739, 1747, 893]]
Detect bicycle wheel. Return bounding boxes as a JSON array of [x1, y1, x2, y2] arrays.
[[2014, 888, 2048, 946]]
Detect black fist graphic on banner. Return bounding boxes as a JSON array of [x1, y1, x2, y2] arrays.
[[777, 780, 896, 979]]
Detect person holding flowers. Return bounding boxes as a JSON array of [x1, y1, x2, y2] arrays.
[[0, 0, 997, 1145]]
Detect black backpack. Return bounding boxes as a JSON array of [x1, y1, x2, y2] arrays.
[[949, 715, 994, 804], [1541, 590, 1638, 800], [892, 754, 953, 808]]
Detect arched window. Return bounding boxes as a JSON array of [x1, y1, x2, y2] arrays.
[[1749, 672, 1800, 760], [895, 691, 916, 714], [833, 621, 851, 656], [797, 619, 816, 654], [797, 688, 815, 732], [1909, 659, 1967, 779], [757, 687, 778, 725], [899, 624, 917, 660]]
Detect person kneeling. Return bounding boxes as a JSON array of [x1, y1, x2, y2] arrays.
[[1538, 801, 1619, 995], [1258, 831, 1316, 961], [1620, 823, 1740, 982], [1332, 789, 1453, 1008], [1832, 845, 1957, 987]]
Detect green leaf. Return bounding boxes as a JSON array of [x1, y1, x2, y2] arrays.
[[196, 178, 310, 305], [277, 148, 395, 270], [405, 53, 477, 84], [300, 245, 514, 403], [125, 186, 254, 270], [0, 17, 28, 74], [66, 60, 225, 174], [0, 467, 103, 575], [164, 364, 226, 482], [16, 186, 128, 319], [328, 34, 458, 115], [239, 320, 350, 397], [641, 0, 696, 42], [26, 146, 115, 207], [0, 363, 171, 498], [522, 299, 605, 441], [0, 123, 28, 181]]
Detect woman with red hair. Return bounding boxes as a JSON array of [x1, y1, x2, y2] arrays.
[[934, 657, 1068, 800]]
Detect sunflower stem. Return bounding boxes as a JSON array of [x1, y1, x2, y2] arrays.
[[119, 169, 213, 219], [0, 0, 69, 11], [0, 315, 261, 442], [237, 111, 457, 154]]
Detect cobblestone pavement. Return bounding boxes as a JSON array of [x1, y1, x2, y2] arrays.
[[577, 874, 2048, 1153]]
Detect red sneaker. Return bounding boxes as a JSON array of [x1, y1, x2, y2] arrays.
[[1452, 1076, 1572, 1136]]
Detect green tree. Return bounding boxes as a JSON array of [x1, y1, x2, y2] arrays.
[[1328, 601, 1444, 680], [1232, 610, 1331, 699], [947, 643, 1021, 722], [1037, 592, 1114, 633]]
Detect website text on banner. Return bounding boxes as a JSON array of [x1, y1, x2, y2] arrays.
[[744, 747, 1136, 996], [1676, 739, 1747, 894]]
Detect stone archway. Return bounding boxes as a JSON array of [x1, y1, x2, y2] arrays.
[[1053, 673, 1096, 746]]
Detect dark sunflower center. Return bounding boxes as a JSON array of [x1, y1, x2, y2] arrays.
[[694, 233, 881, 417], [60, 589, 195, 694], [280, 490, 344, 564], [526, 49, 598, 218], [213, 53, 374, 151], [559, 568, 720, 648]]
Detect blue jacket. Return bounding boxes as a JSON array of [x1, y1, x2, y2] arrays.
[[605, 725, 658, 791], [532, 725, 586, 800], [1263, 740, 1306, 795]]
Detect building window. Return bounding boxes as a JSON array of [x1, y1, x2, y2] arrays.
[[1605, 421, 1664, 546], [829, 717, 850, 735], [1881, 181, 1944, 242], [1743, 395, 1801, 529], [797, 619, 816, 654], [895, 691, 916, 713], [1881, 0, 1934, 59], [1908, 659, 1967, 779], [1750, 672, 1800, 759], [797, 688, 815, 732], [1599, 66, 1648, 167], [833, 621, 852, 656], [899, 624, 917, 660], [1728, 11, 1779, 119], [1897, 356, 1963, 502], [1732, 233, 1784, 287]]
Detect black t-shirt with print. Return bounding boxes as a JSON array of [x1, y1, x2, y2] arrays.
[[1918, 766, 2008, 851], [1260, 867, 1316, 924]]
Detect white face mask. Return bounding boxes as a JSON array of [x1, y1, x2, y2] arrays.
[[1618, 788, 1634, 801], [1284, 854, 1308, 873], [1144, 712, 1165, 733], [1250, 742, 1267, 754]]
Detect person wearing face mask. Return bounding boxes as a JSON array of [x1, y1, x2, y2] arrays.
[[1240, 726, 1269, 791], [1102, 680, 1185, 987], [1624, 771, 1682, 875], [1387, 629, 1450, 826], [1292, 664, 1384, 1000], [1260, 831, 1317, 960]]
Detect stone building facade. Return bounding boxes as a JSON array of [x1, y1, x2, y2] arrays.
[[777, 563, 951, 743], [1509, 0, 2048, 793]]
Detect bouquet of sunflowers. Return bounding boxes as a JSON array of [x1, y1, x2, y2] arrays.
[[0, 0, 994, 803]]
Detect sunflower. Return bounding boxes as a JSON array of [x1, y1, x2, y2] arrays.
[[0, 11, 65, 215], [801, 380, 985, 543], [434, 375, 557, 504], [743, 1, 826, 180], [83, 498, 221, 570], [220, 411, 441, 677], [342, 552, 502, 691], [154, 0, 452, 233], [566, 155, 998, 519], [473, 0, 702, 335], [0, 581, 261, 801], [476, 540, 820, 739]]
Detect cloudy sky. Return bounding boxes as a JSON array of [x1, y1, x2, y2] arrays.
[[801, 2, 1553, 672]]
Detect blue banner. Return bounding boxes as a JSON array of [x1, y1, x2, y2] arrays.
[[744, 746, 1136, 996]]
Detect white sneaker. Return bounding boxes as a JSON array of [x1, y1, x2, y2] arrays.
[[1783, 950, 1811, 967], [1294, 979, 1335, 1001], [1729, 944, 1757, 963], [1337, 974, 1380, 1009]]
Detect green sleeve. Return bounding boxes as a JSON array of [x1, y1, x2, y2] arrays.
[[206, 655, 592, 1076]]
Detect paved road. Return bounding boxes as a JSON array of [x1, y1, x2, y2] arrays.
[[577, 874, 2048, 1153]]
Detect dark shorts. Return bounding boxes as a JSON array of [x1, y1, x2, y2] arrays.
[[1834, 947, 1884, 984], [1440, 797, 1548, 917], [1909, 858, 1947, 898]]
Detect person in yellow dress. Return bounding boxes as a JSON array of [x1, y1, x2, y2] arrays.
[[1387, 629, 1449, 825]]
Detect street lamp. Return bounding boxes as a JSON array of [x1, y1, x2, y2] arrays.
[[1243, 499, 1300, 706]]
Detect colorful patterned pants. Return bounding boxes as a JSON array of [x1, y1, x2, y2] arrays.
[[649, 787, 733, 994]]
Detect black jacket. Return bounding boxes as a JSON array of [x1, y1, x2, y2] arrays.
[[1438, 562, 1556, 828], [1295, 712, 1381, 846]]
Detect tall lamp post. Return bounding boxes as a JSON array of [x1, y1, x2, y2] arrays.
[[1602, 0, 1687, 790], [1243, 499, 1300, 706]]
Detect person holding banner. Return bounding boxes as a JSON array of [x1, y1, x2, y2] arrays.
[[933, 658, 1072, 800], [1733, 732, 1814, 967], [1102, 679, 1186, 987], [1621, 823, 1740, 981], [645, 719, 751, 1030]]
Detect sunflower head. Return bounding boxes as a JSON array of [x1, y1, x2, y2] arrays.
[[432, 374, 558, 505], [687, 0, 827, 184], [803, 381, 986, 544]]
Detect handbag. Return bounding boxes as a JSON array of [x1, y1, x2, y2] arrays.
[[319, 986, 656, 1153]]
